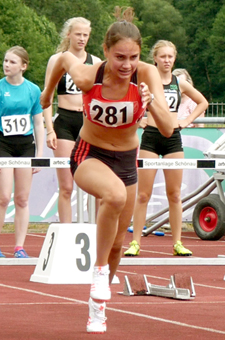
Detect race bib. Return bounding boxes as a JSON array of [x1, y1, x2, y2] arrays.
[[65, 73, 81, 94], [90, 99, 134, 127], [164, 91, 179, 112], [2, 114, 31, 136]]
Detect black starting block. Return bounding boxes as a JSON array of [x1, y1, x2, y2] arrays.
[[119, 273, 195, 300]]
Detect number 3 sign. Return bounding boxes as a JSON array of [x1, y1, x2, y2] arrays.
[[30, 224, 97, 284]]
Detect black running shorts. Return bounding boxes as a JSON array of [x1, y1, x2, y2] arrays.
[[0, 132, 35, 157], [70, 137, 138, 186], [140, 126, 183, 156], [54, 108, 83, 141]]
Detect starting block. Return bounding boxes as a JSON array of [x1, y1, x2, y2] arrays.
[[119, 273, 195, 300]]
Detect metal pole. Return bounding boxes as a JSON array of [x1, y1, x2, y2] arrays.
[[193, 117, 225, 124], [77, 186, 84, 223], [88, 195, 96, 224]]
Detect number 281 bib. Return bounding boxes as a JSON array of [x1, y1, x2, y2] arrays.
[[89, 99, 134, 128], [1, 114, 31, 136]]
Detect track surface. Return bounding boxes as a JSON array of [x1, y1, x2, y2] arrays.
[[0, 230, 225, 340]]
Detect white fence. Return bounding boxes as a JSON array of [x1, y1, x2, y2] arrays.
[[206, 103, 225, 118]]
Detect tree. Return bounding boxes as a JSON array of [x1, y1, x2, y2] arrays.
[[209, 5, 225, 101], [0, 0, 59, 88], [130, 0, 187, 62], [172, 0, 224, 101], [22, 0, 113, 60]]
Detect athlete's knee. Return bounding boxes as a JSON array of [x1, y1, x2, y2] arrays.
[[14, 194, 29, 209], [59, 185, 73, 200], [137, 191, 151, 204], [167, 190, 181, 204], [111, 242, 122, 255], [0, 195, 11, 208], [110, 239, 124, 262], [103, 188, 127, 213]]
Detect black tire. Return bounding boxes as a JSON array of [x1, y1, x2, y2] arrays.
[[192, 194, 225, 240]]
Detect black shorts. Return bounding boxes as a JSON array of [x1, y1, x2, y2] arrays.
[[54, 108, 83, 141], [70, 137, 138, 186], [140, 126, 183, 156], [0, 132, 35, 157]]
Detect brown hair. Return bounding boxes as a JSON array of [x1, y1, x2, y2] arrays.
[[149, 40, 177, 65], [104, 7, 142, 49], [6, 46, 29, 66], [56, 17, 91, 53]]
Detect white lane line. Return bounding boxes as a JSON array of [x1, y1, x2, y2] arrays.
[[1, 300, 225, 307], [105, 306, 225, 335], [0, 302, 77, 306], [120, 257, 225, 265], [0, 283, 224, 335], [27, 233, 46, 238]]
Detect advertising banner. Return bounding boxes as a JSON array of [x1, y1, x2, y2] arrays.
[[4, 128, 225, 223]]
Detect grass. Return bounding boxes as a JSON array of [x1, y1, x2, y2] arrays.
[[2, 222, 194, 234], [2, 223, 50, 234]]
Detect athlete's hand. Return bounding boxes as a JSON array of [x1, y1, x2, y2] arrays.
[[46, 130, 57, 150], [139, 82, 152, 108], [178, 118, 191, 129]]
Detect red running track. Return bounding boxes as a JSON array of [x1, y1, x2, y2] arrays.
[[0, 230, 225, 340]]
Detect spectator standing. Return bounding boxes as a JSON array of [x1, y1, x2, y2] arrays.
[[0, 46, 44, 258]]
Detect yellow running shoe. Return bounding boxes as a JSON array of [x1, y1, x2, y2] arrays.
[[173, 241, 192, 256], [124, 240, 140, 256]]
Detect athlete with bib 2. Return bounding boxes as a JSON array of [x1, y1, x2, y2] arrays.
[[43, 17, 101, 223], [41, 8, 173, 334], [124, 40, 208, 258]]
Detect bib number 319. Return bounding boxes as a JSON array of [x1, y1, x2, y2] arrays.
[[2, 114, 30, 136]]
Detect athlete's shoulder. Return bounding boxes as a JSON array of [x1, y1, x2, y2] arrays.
[[24, 78, 39, 87], [177, 76, 193, 94], [137, 62, 158, 79], [23, 78, 41, 94], [47, 52, 63, 67], [0, 77, 6, 86], [0, 78, 5, 94], [138, 61, 157, 71], [49, 52, 62, 60]]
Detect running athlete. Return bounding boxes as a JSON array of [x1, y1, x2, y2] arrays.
[[43, 17, 101, 223], [0, 46, 44, 258], [124, 40, 208, 257], [41, 8, 173, 334]]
